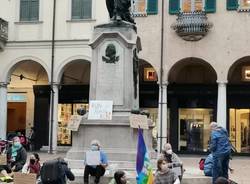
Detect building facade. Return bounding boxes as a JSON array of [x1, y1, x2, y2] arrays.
[[0, 0, 250, 154]]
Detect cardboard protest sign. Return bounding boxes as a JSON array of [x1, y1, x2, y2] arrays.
[[67, 115, 82, 131], [129, 114, 148, 129], [14, 172, 36, 184], [88, 101, 113, 120]]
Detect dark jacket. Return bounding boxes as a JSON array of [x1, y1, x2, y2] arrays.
[[39, 160, 75, 184], [60, 160, 75, 184], [210, 127, 231, 157], [12, 146, 27, 171]]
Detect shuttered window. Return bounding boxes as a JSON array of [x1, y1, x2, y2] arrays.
[[131, 0, 158, 15], [147, 0, 158, 14], [72, 0, 92, 19], [20, 0, 39, 21], [169, 0, 216, 14], [227, 0, 238, 10]]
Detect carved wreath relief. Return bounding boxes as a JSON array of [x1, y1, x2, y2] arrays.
[[102, 43, 119, 64]]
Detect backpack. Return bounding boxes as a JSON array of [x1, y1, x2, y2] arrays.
[[40, 159, 64, 184], [199, 158, 205, 170]]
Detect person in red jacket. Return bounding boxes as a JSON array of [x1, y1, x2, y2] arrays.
[[22, 153, 41, 177]]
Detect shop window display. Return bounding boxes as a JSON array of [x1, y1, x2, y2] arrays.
[[229, 109, 250, 153], [179, 108, 213, 152], [58, 103, 88, 146]]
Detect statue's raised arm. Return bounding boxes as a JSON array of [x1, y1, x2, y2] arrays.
[[106, 0, 135, 24]]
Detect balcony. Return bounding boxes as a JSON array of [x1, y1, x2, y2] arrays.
[[171, 11, 213, 41], [0, 18, 8, 51]]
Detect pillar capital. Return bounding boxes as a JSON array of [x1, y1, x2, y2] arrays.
[[216, 80, 228, 85], [157, 81, 168, 87]]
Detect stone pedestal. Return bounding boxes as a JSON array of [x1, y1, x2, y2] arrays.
[[66, 21, 153, 165]]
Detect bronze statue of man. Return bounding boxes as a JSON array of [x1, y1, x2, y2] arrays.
[[106, 0, 135, 24]]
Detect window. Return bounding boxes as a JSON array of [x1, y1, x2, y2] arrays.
[[181, 0, 204, 12], [72, 0, 92, 20], [20, 0, 39, 21], [239, 0, 250, 10], [169, 0, 216, 14], [131, 0, 158, 16]]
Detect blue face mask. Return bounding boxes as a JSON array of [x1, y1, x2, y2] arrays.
[[91, 145, 99, 151], [13, 142, 21, 148]]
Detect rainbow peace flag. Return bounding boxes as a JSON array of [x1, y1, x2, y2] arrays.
[[136, 128, 154, 184]]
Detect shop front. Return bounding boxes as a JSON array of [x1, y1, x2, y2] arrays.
[[168, 84, 217, 153]]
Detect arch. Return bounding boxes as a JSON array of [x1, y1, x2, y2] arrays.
[[168, 57, 217, 84], [55, 55, 91, 83], [227, 56, 250, 84], [2, 56, 50, 83]]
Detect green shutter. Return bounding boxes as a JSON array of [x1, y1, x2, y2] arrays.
[[205, 0, 216, 13], [72, 0, 82, 19], [20, 0, 30, 21], [227, 0, 238, 10], [30, 0, 39, 21], [169, 0, 180, 15], [147, 0, 158, 15]]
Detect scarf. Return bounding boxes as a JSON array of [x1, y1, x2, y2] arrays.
[[11, 143, 22, 161]]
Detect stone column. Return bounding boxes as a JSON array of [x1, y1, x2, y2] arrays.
[[157, 82, 168, 152], [49, 83, 59, 153], [217, 81, 227, 129], [0, 82, 8, 140]]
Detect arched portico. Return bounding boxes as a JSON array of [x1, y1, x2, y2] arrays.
[[227, 56, 250, 153], [167, 57, 218, 153], [0, 58, 49, 142]]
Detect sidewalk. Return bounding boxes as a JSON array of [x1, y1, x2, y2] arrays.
[[1, 151, 250, 184]]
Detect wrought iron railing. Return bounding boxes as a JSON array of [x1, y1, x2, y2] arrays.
[[171, 11, 213, 41]]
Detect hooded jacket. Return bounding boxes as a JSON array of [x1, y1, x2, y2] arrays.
[[210, 127, 231, 156]]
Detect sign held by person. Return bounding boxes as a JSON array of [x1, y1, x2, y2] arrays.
[[88, 100, 113, 120]]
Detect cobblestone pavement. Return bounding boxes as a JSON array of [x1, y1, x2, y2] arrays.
[[1, 152, 250, 184]]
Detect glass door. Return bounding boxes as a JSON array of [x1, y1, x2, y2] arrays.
[[179, 108, 213, 152], [229, 109, 250, 153]]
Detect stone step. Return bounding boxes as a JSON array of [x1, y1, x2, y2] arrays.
[[69, 169, 212, 184], [68, 175, 212, 184]]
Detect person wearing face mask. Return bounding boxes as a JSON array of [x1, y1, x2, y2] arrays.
[[84, 140, 108, 184], [0, 136, 27, 182], [161, 143, 183, 180], [22, 153, 41, 177], [108, 170, 128, 184], [154, 158, 180, 184]]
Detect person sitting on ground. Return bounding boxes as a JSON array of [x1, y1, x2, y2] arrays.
[[109, 170, 128, 184], [161, 143, 182, 165], [215, 177, 229, 184], [203, 153, 234, 177], [154, 158, 180, 184], [0, 136, 27, 182], [204, 153, 213, 176], [161, 143, 183, 180], [22, 153, 41, 177], [84, 139, 108, 184]]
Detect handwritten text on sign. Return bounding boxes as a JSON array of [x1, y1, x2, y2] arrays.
[[129, 114, 148, 129], [88, 100, 113, 120]]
